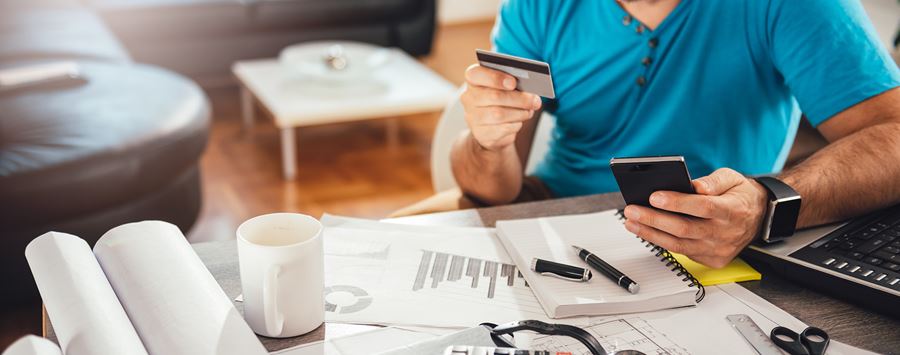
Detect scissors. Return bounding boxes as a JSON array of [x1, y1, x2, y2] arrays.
[[769, 325, 830, 355]]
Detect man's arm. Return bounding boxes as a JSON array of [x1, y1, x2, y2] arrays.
[[450, 65, 543, 205], [783, 87, 900, 227], [621, 87, 900, 268]]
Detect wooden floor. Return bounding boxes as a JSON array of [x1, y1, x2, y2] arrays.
[[0, 20, 494, 349], [188, 21, 493, 243]]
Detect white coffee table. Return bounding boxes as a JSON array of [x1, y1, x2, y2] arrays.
[[233, 47, 456, 180]]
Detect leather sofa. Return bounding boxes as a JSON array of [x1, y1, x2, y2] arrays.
[[83, 0, 435, 84], [0, 2, 210, 306], [0, 0, 437, 307]]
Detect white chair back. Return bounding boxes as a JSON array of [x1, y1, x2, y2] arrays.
[[430, 86, 556, 192]]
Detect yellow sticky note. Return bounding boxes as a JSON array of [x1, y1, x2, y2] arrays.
[[671, 253, 762, 286]]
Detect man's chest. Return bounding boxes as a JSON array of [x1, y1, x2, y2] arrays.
[[541, 10, 781, 131]]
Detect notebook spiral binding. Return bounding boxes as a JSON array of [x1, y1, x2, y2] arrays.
[[616, 209, 706, 302]]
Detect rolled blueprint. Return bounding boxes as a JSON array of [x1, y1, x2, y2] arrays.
[[25, 232, 148, 355], [94, 221, 267, 355]]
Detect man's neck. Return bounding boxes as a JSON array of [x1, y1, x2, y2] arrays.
[[617, 0, 682, 31]]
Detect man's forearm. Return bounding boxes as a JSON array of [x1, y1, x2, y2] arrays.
[[450, 132, 523, 205], [781, 121, 900, 228]]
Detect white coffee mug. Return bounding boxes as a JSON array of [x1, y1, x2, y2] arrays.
[[237, 213, 324, 338]]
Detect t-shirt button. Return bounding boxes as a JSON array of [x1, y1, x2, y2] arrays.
[[636, 25, 646, 34], [642, 57, 653, 66], [649, 38, 659, 48], [623, 15, 633, 26], [636, 76, 647, 86]]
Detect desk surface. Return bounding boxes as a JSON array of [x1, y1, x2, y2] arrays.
[[44, 193, 900, 353]]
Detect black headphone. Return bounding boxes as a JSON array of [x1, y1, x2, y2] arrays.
[[480, 320, 606, 355]]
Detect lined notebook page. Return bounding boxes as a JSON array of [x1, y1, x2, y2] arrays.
[[496, 210, 696, 317]]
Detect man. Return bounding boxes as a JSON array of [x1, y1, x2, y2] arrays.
[[452, 0, 900, 268]]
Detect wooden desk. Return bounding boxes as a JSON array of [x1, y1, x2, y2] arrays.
[[44, 193, 900, 353]]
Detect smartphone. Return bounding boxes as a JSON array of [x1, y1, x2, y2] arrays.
[[610, 156, 695, 207]]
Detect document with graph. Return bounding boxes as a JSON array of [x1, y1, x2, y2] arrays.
[[319, 215, 589, 328], [496, 210, 704, 318]]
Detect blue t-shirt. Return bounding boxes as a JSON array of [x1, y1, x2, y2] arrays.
[[492, 0, 900, 197]]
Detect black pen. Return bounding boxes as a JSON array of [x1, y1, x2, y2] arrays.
[[572, 245, 640, 294], [531, 258, 592, 282]]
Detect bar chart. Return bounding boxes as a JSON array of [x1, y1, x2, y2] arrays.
[[412, 250, 527, 299]]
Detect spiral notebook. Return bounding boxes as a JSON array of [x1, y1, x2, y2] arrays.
[[495, 210, 704, 318]]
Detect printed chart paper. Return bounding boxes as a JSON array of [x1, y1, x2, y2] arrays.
[[320, 215, 589, 328]]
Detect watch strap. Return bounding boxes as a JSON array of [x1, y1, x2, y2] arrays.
[[755, 176, 798, 201]]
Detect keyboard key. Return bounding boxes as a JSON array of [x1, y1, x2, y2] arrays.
[[891, 278, 900, 286], [830, 250, 848, 257], [822, 242, 837, 250], [848, 265, 861, 273], [861, 270, 874, 277], [839, 241, 858, 250], [856, 239, 887, 254], [864, 257, 883, 265], [836, 261, 848, 269], [873, 251, 894, 260], [822, 258, 836, 266], [884, 246, 900, 254], [883, 262, 900, 272], [848, 252, 865, 260], [892, 241, 900, 247], [855, 231, 874, 240], [811, 236, 836, 248], [876, 273, 887, 281]]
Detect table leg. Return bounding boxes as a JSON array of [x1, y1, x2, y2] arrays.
[[386, 117, 400, 150], [281, 127, 297, 180], [241, 87, 255, 130]]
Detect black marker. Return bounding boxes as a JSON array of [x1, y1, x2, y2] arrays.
[[531, 258, 592, 282], [572, 245, 640, 294]]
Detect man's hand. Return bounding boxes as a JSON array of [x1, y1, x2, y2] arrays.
[[622, 168, 769, 268], [460, 64, 542, 151]]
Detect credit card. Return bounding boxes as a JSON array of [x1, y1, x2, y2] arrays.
[[475, 49, 555, 99]]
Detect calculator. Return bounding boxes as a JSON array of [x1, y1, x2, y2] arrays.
[[443, 345, 571, 355]]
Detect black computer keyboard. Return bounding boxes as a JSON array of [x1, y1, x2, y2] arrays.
[[791, 205, 900, 291]]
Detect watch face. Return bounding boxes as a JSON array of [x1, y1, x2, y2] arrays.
[[771, 197, 801, 238]]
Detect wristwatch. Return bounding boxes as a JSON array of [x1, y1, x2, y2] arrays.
[[754, 176, 802, 244]]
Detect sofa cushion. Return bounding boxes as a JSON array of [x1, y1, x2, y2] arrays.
[[0, 61, 209, 228], [0, 8, 129, 62]]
